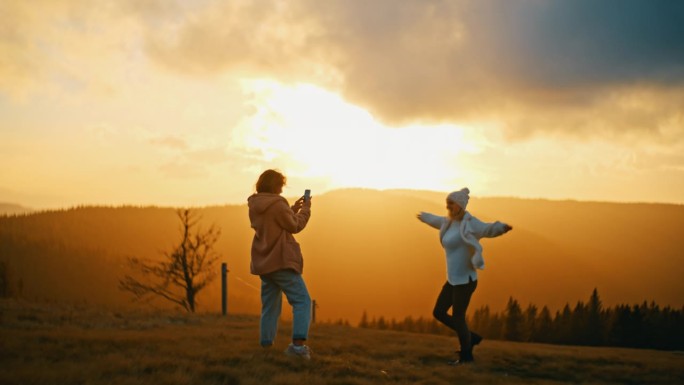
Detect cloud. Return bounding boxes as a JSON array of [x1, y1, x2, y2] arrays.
[[149, 136, 189, 150], [159, 160, 208, 179], [496, 84, 684, 143], [156, 144, 233, 180], [2, 0, 683, 142], [142, 0, 684, 141], [473, 0, 684, 88], [0, 0, 173, 99]]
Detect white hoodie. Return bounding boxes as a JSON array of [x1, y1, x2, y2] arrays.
[[419, 211, 509, 285]]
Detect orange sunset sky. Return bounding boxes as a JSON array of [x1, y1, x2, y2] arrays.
[[2, 1, 683, 209]]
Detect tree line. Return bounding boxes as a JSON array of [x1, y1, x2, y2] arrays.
[[359, 289, 684, 351]]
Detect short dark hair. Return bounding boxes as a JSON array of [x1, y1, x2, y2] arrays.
[[255, 169, 286, 193]]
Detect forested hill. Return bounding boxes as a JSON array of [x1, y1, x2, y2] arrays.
[[1, 189, 683, 322], [0, 203, 34, 216]]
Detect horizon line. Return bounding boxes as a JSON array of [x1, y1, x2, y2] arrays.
[[2, 187, 683, 213]]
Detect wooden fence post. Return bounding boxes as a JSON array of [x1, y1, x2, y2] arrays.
[[221, 263, 228, 316], [312, 299, 318, 324]]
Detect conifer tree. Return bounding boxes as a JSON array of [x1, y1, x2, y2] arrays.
[[586, 288, 605, 345], [535, 306, 553, 343], [503, 297, 524, 341], [377, 316, 387, 330], [471, 306, 490, 338], [555, 304, 573, 344], [523, 303, 538, 342], [359, 310, 369, 328]]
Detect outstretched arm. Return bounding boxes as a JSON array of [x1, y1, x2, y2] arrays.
[[416, 212, 445, 230], [469, 216, 512, 238]]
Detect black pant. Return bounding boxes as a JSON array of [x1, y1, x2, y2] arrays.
[[433, 278, 480, 357]]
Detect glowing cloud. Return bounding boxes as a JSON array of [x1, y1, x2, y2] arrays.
[[232, 80, 486, 192]]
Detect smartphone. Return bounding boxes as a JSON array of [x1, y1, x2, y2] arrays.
[[304, 189, 311, 202]]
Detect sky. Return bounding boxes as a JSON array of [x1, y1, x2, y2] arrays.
[[1, 0, 683, 209]]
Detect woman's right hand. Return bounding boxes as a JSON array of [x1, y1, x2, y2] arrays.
[[292, 198, 304, 213]]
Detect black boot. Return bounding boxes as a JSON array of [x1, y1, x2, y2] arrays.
[[448, 350, 474, 366], [471, 332, 483, 348], [455, 332, 483, 356]]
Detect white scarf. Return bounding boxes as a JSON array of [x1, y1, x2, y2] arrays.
[[439, 212, 486, 270]]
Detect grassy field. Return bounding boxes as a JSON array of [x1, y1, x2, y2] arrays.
[[1, 300, 683, 385]]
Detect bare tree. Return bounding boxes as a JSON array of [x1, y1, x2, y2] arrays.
[[119, 209, 221, 312]]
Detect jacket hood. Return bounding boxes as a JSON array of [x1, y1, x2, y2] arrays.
[[248, 192, 309, 275], [248, 193, 287, 215]]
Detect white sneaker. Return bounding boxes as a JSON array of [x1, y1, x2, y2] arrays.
[[284, 343, 311, 360]]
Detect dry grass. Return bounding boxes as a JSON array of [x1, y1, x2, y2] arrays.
[[1, 299, 682, 385]]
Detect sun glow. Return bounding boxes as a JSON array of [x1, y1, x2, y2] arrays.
[[233, 79, 485, 192]]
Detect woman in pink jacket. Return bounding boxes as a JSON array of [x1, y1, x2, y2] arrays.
[[417, 187, 512, 365], [248, 169, 312, 359]]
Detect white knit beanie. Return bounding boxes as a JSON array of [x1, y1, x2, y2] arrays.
[[447, 187, 470, 209]]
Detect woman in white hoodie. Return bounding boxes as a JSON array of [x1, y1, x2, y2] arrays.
[[417, 188, 512, 365]]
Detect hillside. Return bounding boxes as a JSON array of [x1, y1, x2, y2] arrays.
[[1, 189, 683, 323], [1, 299, 682, 385], [0, 203, 34, 216]]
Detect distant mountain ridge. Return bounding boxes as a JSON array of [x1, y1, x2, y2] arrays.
[[1, 189, 682, 322], [0, 203, 34, 216]]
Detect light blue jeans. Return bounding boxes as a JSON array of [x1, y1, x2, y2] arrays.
[[259, 269, 312, 346]]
